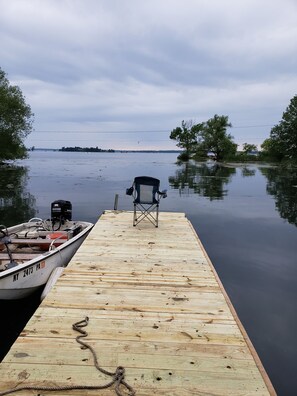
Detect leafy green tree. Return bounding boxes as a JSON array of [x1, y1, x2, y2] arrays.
[[242, 143, 257, 154], [264, 95, 297, 162], [198, 114, 237, 161], [0, 68, 34, 162], [170, 120, 204, 160], [260, 138, 283, 161]]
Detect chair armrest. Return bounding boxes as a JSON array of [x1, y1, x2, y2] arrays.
[[126, 186, 134, 196], [158, 189, 167, 198]]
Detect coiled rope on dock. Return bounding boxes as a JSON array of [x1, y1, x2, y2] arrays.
[[0, 317, 135, 396]]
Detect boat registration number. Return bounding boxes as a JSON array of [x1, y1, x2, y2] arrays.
[[12, 261, 46, 282]]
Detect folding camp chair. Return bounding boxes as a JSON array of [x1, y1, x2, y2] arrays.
[[126, 176, 167, 227]]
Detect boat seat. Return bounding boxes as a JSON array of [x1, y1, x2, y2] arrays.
[[9, 238, 66, 246]]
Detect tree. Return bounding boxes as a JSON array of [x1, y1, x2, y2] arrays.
[[198, 114, 237, 161], [170, 120, 204, 160], [0, 68, 34, 162], [242, 143, 257, 154], [260, 138, 283, 161], [267, 95, 297, 161]]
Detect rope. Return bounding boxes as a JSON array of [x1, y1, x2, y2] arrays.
[[0, 317, 135, 396]]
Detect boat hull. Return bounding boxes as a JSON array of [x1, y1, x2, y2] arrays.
[[0, 222, 93, 300]]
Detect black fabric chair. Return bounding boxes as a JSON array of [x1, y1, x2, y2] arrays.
[[126, 176, 167, 227]]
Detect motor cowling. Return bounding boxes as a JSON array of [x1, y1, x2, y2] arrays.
[[51, 200, 72, 222]]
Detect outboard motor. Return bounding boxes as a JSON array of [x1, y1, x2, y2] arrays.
[[51, 200, 72, 224]]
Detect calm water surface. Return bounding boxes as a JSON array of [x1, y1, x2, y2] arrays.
[[1, 151, 296, 395]]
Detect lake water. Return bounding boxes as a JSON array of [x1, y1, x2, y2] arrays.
[[1, 150, 297, 395]]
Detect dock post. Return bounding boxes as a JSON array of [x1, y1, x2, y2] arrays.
[[114, 193, 119, 210]]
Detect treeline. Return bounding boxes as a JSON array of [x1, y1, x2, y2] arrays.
[[0, 68, 34, 162], [260, 95, 297, 163], [170, 94, 297, 164], [60, 147, 115, 153]]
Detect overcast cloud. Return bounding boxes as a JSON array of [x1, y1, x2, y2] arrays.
[[1, 0, 296, 150]]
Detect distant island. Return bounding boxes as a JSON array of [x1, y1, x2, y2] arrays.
[[28, 147, 181, 153], [58, 147, 180, 153], [60, 146, 115, 152]]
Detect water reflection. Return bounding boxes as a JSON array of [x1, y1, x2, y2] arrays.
[[260, 166, 297, 227], [0, 164, 36, 226], [0, 165, 38, 361], [241, 166, 256, 177], [169, 161, 236, 200]]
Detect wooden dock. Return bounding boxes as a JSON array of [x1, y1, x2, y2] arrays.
[[0, 211, 276, 395]]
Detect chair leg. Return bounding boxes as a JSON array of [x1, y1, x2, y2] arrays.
[[133, 203, 160, 227], [133, 203, 137, 226]]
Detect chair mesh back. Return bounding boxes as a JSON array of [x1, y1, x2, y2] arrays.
[[139, 184, 155, 203], [134, 176, 160, 204]]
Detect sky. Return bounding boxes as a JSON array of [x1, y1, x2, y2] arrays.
[[1, 0, 296, 150]]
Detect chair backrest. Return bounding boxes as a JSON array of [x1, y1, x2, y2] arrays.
[[133, 176, 160, 204]]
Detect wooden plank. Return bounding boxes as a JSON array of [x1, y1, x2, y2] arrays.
[[0, 211, 276, 396], [0, 363, 271, 395], [18, 311, 243, 346], [5, 337, 254, 365]]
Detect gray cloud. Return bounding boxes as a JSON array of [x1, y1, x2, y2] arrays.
[[1, 0, 296, 149]]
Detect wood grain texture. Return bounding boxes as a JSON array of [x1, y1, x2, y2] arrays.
[[0, 210, 276, 395]]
